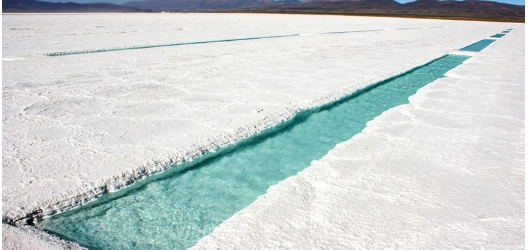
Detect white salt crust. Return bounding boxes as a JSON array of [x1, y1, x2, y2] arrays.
[[2, 13, 521, 249]]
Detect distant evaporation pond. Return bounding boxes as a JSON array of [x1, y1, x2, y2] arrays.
[[460, 39, 497, 52], [491, 33, 506, 38]]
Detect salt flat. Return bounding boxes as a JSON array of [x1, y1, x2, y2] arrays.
[[2, 13, 523, 249]]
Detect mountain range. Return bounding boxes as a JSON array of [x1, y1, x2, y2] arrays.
[[2, 0, 148, 12], [2, 0, 525, 22], [233, 0, 525, 22]]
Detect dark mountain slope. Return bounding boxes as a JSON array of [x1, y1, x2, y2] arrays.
[[123, 0, 278, 11], [2, 0, 151, 12], [281, 0, 402, 11], [404, 0, 524, 18]]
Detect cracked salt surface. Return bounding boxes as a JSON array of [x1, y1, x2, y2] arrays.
[[2, 14, 523, 249]]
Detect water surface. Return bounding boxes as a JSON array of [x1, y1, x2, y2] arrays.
[[460, 39, 496, 52]]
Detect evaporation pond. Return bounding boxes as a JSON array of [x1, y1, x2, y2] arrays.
[[460, 39, 496, 52], [39, 54, 470, 250], [490, 33, 505, 38]]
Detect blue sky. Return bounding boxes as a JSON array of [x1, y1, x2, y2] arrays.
[[41, 0, 526, 6]]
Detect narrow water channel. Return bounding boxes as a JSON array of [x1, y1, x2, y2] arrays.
[[39, 54, 470, 250]]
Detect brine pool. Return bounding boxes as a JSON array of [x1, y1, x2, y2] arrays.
[[39, 54, 471, 250]]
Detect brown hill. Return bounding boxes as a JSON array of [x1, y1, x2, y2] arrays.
[[236, 0, 524, 22]]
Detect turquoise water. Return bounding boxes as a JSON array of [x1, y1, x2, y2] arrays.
[[39, 54, 470, 250], [45, 34, 300, 56], [320, 29, 383, 35], [490, 33, 505, 38], [460, 39, 496, 52]]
